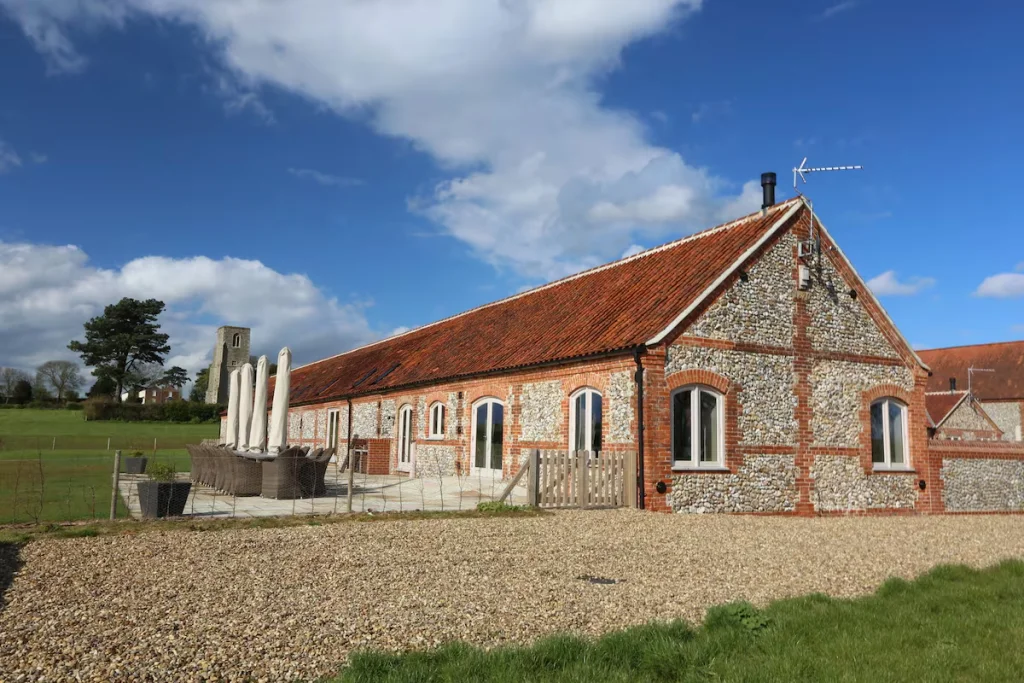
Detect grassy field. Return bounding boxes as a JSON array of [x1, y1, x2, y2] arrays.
[[0, 409, 216, 524], [338, 560, 1024, 683]]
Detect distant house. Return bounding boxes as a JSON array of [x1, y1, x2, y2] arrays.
[[120, 386, 182, 405], [926, 391, 1003, 441], [918, 342, 1024, 442]]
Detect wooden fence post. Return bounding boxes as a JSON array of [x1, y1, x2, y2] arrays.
[[625, 450, 638, 508], [578, 451, 589, 509], [110, 450, 121, 520], [527, 449, 539, 507]]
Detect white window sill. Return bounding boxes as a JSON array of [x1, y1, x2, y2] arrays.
[[426, 435, 446, 441], [672, 465, 730, 473], [872, 465, 915, 473]]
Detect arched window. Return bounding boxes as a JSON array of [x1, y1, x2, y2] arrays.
[[472, 398, 504, 474], [871, 398, 908, 469], [232, 333, 241, 348], [429, 402, 446, 439], [672, 385, 724, 469], [569, 388, 602, 452]]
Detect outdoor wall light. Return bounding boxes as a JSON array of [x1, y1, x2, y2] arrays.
[[849, 289, 858, 299], [919, 480, 927, 491], [655, 481, 667, 494], [738, 270, 749, 283]]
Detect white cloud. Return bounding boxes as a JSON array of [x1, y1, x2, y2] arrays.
[[287, 167, 364, 188], [30, 151, 48, 164], [0, 240, 377, 378], [0, 140, 22, 172], [691, 99, 732, 124], [975, 266, 1024, 298], [867, 270, 936, 297], [621, 244, 645, 258], [817, 1, 859, 20], [0, 0, 764, 281]]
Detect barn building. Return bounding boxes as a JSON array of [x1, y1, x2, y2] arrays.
[[226, 184, 1024, 515]]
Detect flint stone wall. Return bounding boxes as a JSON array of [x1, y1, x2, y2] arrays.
[[606, 371, 635, 444], [941, 458, 1024, 512], [669, 455, 799, 513], [811, 455, 918, 511], [685, 233, 795, 348], [807, 252, 899, 358], [979, 401, 1022, 442], [520, 380, 563, 442]]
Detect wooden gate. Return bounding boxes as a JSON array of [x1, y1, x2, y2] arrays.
[[499, 449, 637, 509]]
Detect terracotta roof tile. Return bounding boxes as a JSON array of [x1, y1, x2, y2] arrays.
[[280, 198, 805, 405], [917, 341, 1024, 401], [924, 391, 968, 427]]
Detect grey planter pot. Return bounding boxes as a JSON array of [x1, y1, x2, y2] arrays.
[[123, 457, 148, 475], [137, 481, 191, 518]]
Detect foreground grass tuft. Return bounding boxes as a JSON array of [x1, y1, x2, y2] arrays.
[[335, 560, 1024, 682]]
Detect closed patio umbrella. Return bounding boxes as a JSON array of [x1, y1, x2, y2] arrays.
[[248, 355, 269, 452], [238, 362, 255, 451], [267, 347, 292, 454], [225, 368, 241, 449]]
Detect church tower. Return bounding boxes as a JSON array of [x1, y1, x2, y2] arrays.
[[205, 326, 251, 404]]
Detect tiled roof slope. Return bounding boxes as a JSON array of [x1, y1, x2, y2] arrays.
[[283, 198, 803, 405], [924, 391, 968, 427], [918, 341, 1024, 401]]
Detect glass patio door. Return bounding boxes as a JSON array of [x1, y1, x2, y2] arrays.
[[472, 399, 504, 474], [397, 405, 413, 473]]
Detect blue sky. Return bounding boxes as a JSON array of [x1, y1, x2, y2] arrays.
[[1, 0, 1022, 384]]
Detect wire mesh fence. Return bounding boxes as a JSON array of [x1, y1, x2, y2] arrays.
[[2, 441, 636, 525]]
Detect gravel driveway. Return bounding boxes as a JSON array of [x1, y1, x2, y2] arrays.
[[2, 510, 1023, 681]]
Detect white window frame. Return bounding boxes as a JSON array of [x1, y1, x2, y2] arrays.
[[871, 398, 911, 470], [397, 404, 414, 473], [428, 401, 446, 440], [671, 385, 726, 471], [470, 397, 504, 475], [568, 388, 602, 453], [326, 408, 340, 450]]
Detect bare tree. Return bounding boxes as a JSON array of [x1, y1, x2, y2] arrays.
[[0, 367, 31, 404], [35, 360, 84, 404]]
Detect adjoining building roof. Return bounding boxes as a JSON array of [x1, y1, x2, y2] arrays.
[[917, 341, 1024, 401], [924, 391, 969, 428]]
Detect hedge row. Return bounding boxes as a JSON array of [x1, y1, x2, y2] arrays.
[[83, 399, 222, 423]]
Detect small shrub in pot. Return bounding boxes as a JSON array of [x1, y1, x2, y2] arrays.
[[137, 462, 191, 518]]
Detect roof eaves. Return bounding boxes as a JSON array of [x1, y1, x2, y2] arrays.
[[291, 344, 638, 408], [645, 198, 805, 346]]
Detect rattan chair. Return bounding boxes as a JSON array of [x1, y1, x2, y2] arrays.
[[300, 447, 334, 497], [260, 447, 306, 499], [230, 454, 263, 496]]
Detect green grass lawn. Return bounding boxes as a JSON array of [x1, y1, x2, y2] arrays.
[[337, 560, 1024, 683], [0, 409, 215, 524]]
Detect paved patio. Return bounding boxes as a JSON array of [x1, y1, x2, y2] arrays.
[[118, 464, 530, 518]]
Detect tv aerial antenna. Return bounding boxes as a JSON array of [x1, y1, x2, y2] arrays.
[[793, 157, 863, 192]]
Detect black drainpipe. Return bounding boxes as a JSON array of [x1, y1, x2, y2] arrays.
[[633, 344, 647, 509]]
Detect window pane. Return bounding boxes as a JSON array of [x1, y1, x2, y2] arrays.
[[673, 390, 692, 463], [491, 403, 504, 470], [871, 403, 885, 463], [591, 394, 603, 452], [572, 393, 587, 452], [699, 391, 718, 463], [475, 404, 488, 468], [439, 407, 445, 436], [889, 402, 905, 464]]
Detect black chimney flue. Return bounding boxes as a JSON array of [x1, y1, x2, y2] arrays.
[[761, 172, 777, 209], [950, 378, 957, 392]]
